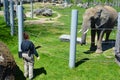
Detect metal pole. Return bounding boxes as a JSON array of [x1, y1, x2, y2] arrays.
[[115, 13, 120, 65], [3, 0, 7, 22], [3, 0, 9, 25], [6, 0, 10, 25], [118, 13, 120, 30], [69, 10, 78, 68], [10, 0, 14, 36], [31, 0, 33, 18], [20, 0, 23, 5], [0, 0, 1, 10], [15, 0, 18, 19], [18, 5, 23, 58]]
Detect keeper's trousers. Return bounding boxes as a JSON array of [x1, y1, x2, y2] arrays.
[[23, 54, 34, 80]]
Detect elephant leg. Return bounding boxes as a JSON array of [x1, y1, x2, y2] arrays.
[[96, 30, 105, 53], [104, 30, 111, 45], [105, 30, 111, 41], [90, 29, 96, 51]]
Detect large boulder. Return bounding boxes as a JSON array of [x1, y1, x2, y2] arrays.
[[33, 8, 53, 16], [33, 9, 44, 15], [42, 8, 52, 16]]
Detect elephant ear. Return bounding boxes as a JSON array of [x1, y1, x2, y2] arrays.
[[95, 9, 109, 28]]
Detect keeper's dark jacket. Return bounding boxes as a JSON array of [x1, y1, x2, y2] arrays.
[[21, 40, 39, 57]]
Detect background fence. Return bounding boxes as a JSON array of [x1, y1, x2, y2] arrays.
[[0, 0, 120, 7]]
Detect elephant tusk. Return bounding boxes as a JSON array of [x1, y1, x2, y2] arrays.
[[83, 29, 89, 34], [0, 54, 4, 62], [78, 29, 82, 33]]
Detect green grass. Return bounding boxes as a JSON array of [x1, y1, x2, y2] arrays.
[[1, 4, 120, 80]]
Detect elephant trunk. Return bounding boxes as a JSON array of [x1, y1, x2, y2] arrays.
[[80, 18, 90, 45], [80, 29, 88, 45]]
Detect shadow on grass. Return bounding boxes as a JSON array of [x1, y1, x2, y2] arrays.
[[75, 58, 89, 67], [15, 65, 26, 80], [83, 40, 115, 54], [102, 40, 115, 51], [33, 67, 47, 79], [84, 50, 95, 54]]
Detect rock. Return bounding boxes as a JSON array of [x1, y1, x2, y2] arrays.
[[42, 9, 52, 16], [33, 9, 43, 15], [34, 8, 53, 16], [59, 34, 81, 43]]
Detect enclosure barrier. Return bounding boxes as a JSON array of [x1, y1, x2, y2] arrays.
[[10, 0, 14, 36], [18, 5, 23, 58], [3, 0, 10, 25], [69, 10, 78, 68], [31, 0, 33, 18], [115, 12, 120, 65]]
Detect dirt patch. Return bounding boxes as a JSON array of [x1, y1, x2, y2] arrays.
[[25, 11, 62, 24]]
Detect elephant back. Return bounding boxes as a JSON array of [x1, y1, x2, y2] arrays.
[[104, 6, 118, 22]]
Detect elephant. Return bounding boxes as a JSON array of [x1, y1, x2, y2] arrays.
[[79, 5, 118, 53]]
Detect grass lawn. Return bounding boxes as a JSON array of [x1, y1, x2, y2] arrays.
[[1, 3, 120, 80]]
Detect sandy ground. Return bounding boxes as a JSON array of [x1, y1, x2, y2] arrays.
[[0, 10, 62, 24], [24, 11, 61, 24]]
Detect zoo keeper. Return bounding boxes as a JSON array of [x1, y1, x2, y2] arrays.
[[21, 32, 40, 80]]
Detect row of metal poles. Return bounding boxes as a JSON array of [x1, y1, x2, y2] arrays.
[[3, 0, 33, 57], [3, 0, 33, 36], [3, 0, 33, 58]]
